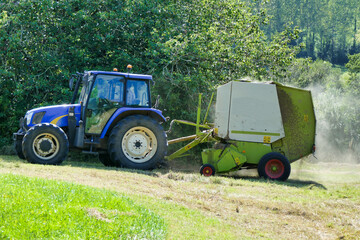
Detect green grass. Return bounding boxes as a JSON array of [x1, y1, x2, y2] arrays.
[[0, 155, 359, 239], [0, 174, 166, 239], [130, 194, 239, 240]]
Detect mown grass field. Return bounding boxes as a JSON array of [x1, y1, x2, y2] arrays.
[[0, 155, 359, 239]]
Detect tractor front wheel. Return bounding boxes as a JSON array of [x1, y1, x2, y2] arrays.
[[258, 152, 291, 181], [14, 129, 25, 159], [22, 124, 69, 165], [108, 115, 167, 170]]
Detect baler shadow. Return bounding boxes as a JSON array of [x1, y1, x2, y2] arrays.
[[285, 179, 327, 189], [231, 175, 327, 189], [156, 164, 328, 190]]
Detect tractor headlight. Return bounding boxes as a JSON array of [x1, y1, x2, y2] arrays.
[[32, 111, 45, 125], [25, 112, 34, 126]]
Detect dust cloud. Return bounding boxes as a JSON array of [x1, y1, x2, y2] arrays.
[[308, 85, 360, 164]]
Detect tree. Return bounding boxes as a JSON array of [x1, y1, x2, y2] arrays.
[[345, 52, 360, 94]]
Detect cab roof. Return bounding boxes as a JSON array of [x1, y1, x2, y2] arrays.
[[87, 71, 152, 80]]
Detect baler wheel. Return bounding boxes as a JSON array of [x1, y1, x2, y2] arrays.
[[258, 152, 291, 181], [200, 164, 215, 177]]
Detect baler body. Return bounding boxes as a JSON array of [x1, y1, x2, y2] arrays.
[[202, 81, 316, 177]]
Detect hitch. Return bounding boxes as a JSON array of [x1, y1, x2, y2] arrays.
[[165, 93, 215, 161]]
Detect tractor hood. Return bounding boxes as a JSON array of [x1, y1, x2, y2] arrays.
[[24, 104, 81, 129]]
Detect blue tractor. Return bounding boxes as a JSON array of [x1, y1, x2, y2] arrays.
[[13, 68, 167, 170]]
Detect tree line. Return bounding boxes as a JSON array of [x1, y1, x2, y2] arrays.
[[264, 0, 360, 65]]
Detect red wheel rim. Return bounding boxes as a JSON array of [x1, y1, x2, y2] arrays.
[[265, 159, 284, 179], [202, 166, 213, 176]]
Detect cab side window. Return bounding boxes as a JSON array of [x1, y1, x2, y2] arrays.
[[126, 80, 149, 107]]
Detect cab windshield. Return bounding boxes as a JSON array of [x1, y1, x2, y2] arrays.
[[85, 74, 125, 134]]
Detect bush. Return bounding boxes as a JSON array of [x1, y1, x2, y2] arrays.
[[0, 145, 15, 156]]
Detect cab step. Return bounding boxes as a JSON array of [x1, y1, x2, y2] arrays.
[[82, 151, 99, 155], [84, 139, 100, 145]]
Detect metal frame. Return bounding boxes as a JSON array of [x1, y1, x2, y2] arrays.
[[166, 93, 215, 161]]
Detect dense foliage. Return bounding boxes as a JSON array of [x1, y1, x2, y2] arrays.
[[0, 0, 299, 145]]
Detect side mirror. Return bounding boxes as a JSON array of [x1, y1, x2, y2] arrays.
[[153, 95, 160, 109], [69, 76, 74, 90]]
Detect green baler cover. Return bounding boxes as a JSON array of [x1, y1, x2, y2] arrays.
[[274, 84, 316, 162]]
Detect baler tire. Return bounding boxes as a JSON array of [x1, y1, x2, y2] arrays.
[[99, 153, 118, 167], [22, 124, 69, 165], [108, 115, 167, 170], [258, 152, 291, 181], [200, 164, 215, 177]]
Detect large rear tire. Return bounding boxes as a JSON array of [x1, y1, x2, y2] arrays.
[[22, 124, 69, 165], [258, 152, 291, 181], [108, 115, 167, 170], [98, 153, 118, 167]]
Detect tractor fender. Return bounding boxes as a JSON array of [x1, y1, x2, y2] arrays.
[[100, 107, 166, 139]]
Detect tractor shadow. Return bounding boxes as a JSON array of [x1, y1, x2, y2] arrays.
[[64, 156, 162, 177], [231, 175, 327, 190]]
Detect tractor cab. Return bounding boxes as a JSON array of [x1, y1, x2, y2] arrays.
[[72, 71, 152, 135]]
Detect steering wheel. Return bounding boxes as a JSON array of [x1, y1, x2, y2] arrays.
[[98, 97, 112, 108]]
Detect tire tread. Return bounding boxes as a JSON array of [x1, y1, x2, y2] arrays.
[[108, 115, 167, 170], [22, 123, 69, 165]]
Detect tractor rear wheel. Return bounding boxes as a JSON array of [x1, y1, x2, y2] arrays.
[[22, 124, 69, 165], [108, 115, 167, 170], [99, 153, 118, 167], [258, 152, 291, 181]]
